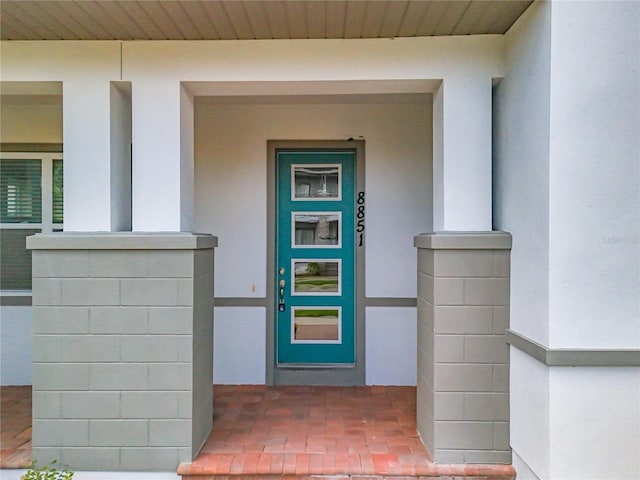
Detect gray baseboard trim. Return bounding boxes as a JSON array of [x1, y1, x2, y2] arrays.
[[506, 329, 640, 367], [364, 297, 417, 307], [214, 298, 417, 308], [1, 143, 63, 153], [0, 295, 32, 306], [0, 296, 418, 308], [214, 297, 268, 307]]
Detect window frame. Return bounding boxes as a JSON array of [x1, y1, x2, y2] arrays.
[[1, 151, 63, 294]]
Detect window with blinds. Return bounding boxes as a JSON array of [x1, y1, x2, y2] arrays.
[[53, 159, 63, 224], [0, 154, 63, 291], [0, 159, 42, 223]]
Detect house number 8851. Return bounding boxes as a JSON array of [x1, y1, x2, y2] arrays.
[[357, 191, 365, 247]]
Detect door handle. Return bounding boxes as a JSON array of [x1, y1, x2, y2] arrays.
[[278, 278, 286, 311]]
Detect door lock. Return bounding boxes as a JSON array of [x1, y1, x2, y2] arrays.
[[278, 278, 286, 311]]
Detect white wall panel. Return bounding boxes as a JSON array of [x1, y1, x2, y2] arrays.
[[549, 366, 640, 480], [512, 451, 541, 480], [0, 306, 32, 385], [213, 307, 266, 384], [509, 348, 550, 479], [365, 307, 416, 386]]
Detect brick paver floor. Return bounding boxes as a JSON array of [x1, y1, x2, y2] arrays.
[[178, 385, 515, 479], [0, 386, 32, 469]]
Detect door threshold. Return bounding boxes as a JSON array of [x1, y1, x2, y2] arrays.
[[273, 364, 363, 385]]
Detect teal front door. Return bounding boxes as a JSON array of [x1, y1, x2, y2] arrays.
[[276, 150, 356, 365]]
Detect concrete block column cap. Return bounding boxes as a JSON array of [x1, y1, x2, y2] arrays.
[[27, 232, 218, 250], [414, 231, 512, 250]]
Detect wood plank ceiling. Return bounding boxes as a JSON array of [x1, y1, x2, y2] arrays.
[[1, 1, 533, 41]]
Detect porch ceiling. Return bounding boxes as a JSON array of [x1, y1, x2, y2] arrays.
[[1, 0, 533, 41]]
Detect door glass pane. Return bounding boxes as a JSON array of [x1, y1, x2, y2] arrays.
[[292, 165, 341, 200], [292, 308, 341, 343], [293, 260, 340, 295], [292, 212, 341, 247]]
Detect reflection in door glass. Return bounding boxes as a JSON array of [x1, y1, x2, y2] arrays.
[[292, 165, 341, 200], [293, 260, 340, 295], [292, 308, 340, 343], [293, 212, 340, 247]]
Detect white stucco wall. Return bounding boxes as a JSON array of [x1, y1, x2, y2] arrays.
[[493, 0, 551, 347], [365, 307, 417, 385], [509, 348, 550, 479], [547, 0, 640, 349], [495, 2, 640, 479], [549, 366, 640, 480], [545, 4, 640, 478], [213, 307, 266, 385], [195, 98, 429, 385], [0, 306, 32, 385]]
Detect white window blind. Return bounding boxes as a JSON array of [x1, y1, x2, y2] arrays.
[[1, 153, 63, 291], [0, 159, 42, 224], [52, 159, 63, 225]]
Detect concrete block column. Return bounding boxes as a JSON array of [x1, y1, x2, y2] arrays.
[[27, 232, 216, 471], [414, 231, 512, 464]]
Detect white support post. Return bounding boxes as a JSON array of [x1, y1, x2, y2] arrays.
[[131, 81, 194, 232], [180, 84, 195, 232], [433, 76, 493, 232], [62, 81, 113, 231]]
